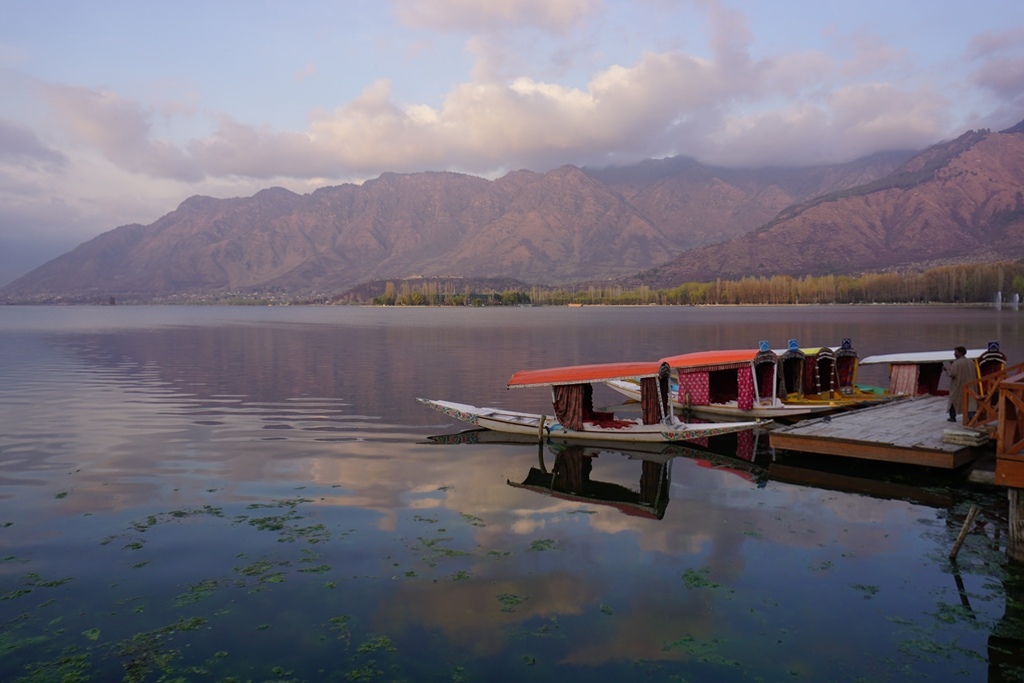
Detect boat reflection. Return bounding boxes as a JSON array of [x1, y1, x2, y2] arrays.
[[428, 424, 990, 514], [509, 442, 674, 519], [427, 429, 769, 520]]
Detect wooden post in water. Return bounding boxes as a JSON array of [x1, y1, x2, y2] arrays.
[[1010, 490, 1024, 564], [949, 505, 980, 561]]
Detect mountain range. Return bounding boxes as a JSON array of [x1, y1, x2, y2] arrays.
[[3, 120, 1023, 302]]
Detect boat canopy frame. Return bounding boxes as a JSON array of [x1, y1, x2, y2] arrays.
[[508, 361, 673, 431]]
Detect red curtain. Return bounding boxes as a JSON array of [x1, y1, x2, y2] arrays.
[[553, 384, 585, 430]]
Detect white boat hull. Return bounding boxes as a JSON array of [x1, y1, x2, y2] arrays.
[[419, 398, 759, 443]]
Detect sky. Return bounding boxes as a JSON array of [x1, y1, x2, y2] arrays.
[[1, 0, 1023, 286]]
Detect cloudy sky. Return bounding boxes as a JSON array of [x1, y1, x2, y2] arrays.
[[1, 0, 1023, 285]]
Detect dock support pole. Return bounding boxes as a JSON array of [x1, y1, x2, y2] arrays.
[[949, 505, 980, 561], [1010, 489, 1024, 564]]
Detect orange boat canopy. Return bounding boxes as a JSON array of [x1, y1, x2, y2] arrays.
[[659, 349, 770, 371], [507, 361, 665, 389]]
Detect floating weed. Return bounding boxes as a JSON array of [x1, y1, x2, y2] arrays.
[[233, 558, 290, 589], [25, 573, 73, 588], [17, 648, 91, 683], [414, 536, 469, 567], [487, 550, 511, 559], [662, 634, 739, 666], [498, 593, 527, 612], [357, 635, 397, 655], [811, 560, 834, 573], [329, 616, 352, 646], [297, 564, 332, 574], [682, 567, 721, 590], [850, 583, 880, 599], [414, 515, 439, 524], [523, 655, 537, 665], [344, 660, 383, 681], [55, 491, 68, 499], [82, 628, 100, 641], [527, 539, 559, 552], [174, 578, 223, 606], [451, 570, 469, 581], [234, 499, 329, 543], [600, 604, 614, 616], [110, 616, 207, 683], [460, 513, 486, 526], [567, 508, 596, 515], [111, 507, 224, 551], [299, 547, 322, 562], [929, 601, 981, 627]]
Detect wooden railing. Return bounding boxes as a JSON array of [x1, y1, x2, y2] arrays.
[[995, 369, 1024, 488], [967, 361, 1024, 430]]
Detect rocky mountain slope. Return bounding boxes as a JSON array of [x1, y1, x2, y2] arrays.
[[630, 125, 1024, 287], [10, 120, 1024, 301]]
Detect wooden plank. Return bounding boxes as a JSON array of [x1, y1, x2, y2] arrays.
[[996, 457, 1024, 488], [769, 395, 980, 469], [769, 431, 968, 468]]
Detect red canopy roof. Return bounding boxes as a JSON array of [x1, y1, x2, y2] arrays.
[[508, 361, 664, 389]]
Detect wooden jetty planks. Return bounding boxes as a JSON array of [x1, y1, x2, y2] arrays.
[[769, 395, 983, 469]]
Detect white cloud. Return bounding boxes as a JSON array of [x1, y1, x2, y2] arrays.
[[392, 0, 602, 34], [43, 83, 203, 181], [0, 117, 66, 168]]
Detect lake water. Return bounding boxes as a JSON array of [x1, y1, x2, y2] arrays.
[[2, 304, 1024, 682]]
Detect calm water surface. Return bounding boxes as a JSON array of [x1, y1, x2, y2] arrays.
[[2, 305, 1024, 682]]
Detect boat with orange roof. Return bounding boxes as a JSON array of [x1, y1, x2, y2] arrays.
[[606, 343, 834, 421], [419, 360, 760, 443]]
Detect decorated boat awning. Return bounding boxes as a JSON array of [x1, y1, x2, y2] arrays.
[[659, 348, 777, 374], [507, 361, 665, 389]]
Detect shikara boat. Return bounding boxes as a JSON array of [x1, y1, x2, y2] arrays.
[[859, 342, 1007, 396], [606, 344, 833, 421], [777, 338, 892, 407], [419, 361, 760, 443]]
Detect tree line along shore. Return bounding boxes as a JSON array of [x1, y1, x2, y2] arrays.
[[364, 261, 1024, 307]]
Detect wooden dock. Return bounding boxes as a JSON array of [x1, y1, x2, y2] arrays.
[[769, 395, 989, 469]]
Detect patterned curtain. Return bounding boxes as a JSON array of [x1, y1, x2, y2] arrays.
[[802, 357, 819, 394], [641, 376, 660, 425], [737, 367, 755, 410], [754, 362, 774, 405], [553, 384, 585, 431], [835, 357, 855, 393], [888, 364, 918, 395], [678, 371, 710, 406]]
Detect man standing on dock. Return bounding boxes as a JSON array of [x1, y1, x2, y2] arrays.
[[947, 346, 973, 422]]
